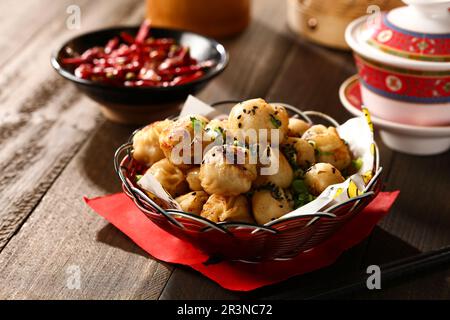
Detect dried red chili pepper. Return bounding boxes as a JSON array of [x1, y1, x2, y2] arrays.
[[135, 19, 151, 44], [61, 57, 86, 65], [120, 32, 135, 45], [62, 20, 214, 87], [159, 60, 214, 77], [105, 37, 119, 54], [171, 70, 204, 86]]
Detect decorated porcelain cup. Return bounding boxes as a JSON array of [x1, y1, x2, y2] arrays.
[[345, 0, 450, 126]]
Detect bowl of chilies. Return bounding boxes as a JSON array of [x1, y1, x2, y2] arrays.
[[51, 20, 228, 124]]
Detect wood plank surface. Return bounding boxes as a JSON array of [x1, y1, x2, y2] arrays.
[[0, 0, 294, 299], [0, 0, 143, 250], [0, 121, 173, 299], [0, 0, 448, 300]]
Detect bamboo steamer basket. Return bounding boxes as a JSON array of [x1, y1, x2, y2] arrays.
[[287, 0, 403, 50], [146, 0, 251, 38]]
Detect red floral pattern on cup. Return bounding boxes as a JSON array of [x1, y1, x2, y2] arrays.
[[365, 13, 450, 62], [355, 54, 450, 104]]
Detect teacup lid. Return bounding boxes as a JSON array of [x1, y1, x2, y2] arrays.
[[389, 0, 450, 34], [346, 0, 450, 70]]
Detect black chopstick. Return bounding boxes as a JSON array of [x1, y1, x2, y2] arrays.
[[306, 245, 450, 300]]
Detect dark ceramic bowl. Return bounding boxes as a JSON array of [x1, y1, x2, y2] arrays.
[[51, 26, 228, 124]]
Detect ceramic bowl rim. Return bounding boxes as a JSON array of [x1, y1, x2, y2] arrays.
[[339, 74, 450, 137]]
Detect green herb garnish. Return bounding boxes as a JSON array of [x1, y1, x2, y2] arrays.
[[292, 179, 308, 194], [294, 192, 315, 208], [280, 143, 298, 169], [315, 148, 335, 157], [269, 114, 281, 128], [291, 179, 315, 208], [352, 158, 363, 171], [190, 116, 205, 132], [136, 174, 143, 182]]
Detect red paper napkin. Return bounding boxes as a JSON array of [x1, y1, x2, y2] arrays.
[[84, 191, 399, 291]]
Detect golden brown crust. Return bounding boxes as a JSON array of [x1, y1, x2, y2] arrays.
[[228, 98, 289, 143], [147, 158, 189, 197], [201, 194, 254, 223], [158, 115, 209, 169], [252, 188, 293, 224], [304, 162, 345, 196], [288, 118, 311, 137], [132, 119, 173, 166], [253, 149, 294, 188], [175, 191, 209, 215], [283, 137, 316, 169], [186, 167, 203, 191], [302, 125, 352, 170], [199, 145, 257, 196]]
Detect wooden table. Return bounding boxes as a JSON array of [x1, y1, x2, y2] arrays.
[[0, 0, 448, 300]]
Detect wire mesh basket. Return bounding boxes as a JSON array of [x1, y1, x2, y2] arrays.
[[114, 101, 382, 263]]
